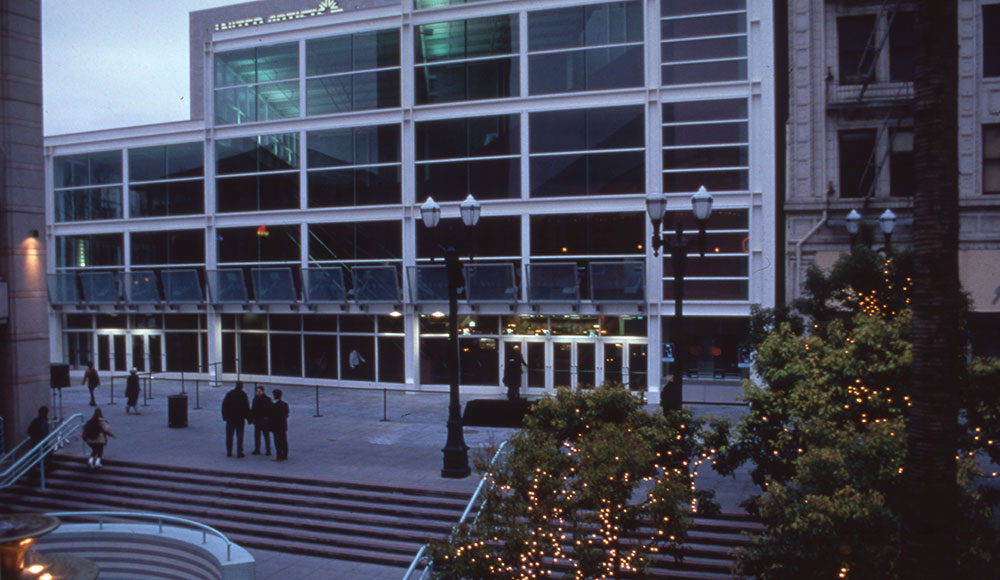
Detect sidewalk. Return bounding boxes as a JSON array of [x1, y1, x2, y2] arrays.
[[45, 378, 755, 579]]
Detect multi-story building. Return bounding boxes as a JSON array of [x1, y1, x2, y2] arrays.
[[43, 0, 778, 403], [786, 0, 1000, 356]]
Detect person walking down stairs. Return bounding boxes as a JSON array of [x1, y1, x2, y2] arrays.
[[82, 408, 115, 469]]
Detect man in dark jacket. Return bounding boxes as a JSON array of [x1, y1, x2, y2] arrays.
[[82, 362, 100, 406], [250, 385, 272, 456], [503, 345, 528, 401], [270, 389, 290, 461], [125, 368, 141, 414], [221, 381, 250, 458]]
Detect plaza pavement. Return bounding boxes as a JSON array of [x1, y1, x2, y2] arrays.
[[43, 376, 755, 579]]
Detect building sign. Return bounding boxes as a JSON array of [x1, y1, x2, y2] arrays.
[[215, 0, 344, 31]]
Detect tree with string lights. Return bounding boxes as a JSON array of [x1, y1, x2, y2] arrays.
[[429, 383, 718, 579], [704, 248, 1000, 579]]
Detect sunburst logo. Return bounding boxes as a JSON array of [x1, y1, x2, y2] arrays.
[[318, 0, 343, 13]]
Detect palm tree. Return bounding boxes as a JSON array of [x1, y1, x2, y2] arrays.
[[901, 1, 961, 577]]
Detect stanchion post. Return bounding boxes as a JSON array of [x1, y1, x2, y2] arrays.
[[194, 379, 202, 410], [142, 376, 149, 407], [313, 385, 323, 418], [108, 376, 116, 405], [149, 375, 154, 400], [382, 388, 389, 422], [181, 371, 185, 394]]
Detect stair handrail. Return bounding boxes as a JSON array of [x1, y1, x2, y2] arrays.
[[0, 413, 85, 489], [0, 415, 5, 455], [44, 511, 236, 562], [402, 440, 510, 580]]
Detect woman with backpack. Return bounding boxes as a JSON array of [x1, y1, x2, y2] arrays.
[[82, 408, 115, 469]]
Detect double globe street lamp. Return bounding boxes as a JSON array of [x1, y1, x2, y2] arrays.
[[419, 194, 481, 478], [646, 186, 714, 413], [845, 208, 897, 247]]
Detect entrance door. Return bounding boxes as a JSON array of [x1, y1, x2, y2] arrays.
[[505, 338, 601, 392], [131, 332, 165, 373], [98, 331, 164, 373]]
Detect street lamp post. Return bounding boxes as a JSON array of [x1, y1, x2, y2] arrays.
[[845, 208, 897, 247], [419, 194, 481, 479], [646, 186, 713, 413]]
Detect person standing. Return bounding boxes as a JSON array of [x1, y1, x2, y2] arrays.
[[270, 389, 289, 462], [82, 408, 114, 469], [503, 345, 528, 401], [26, 406, 50, 446], [125, 368, 141, 415], [82, 362, 100, 406], [221, 381, 250, 458], [250, 385, 272, 456]]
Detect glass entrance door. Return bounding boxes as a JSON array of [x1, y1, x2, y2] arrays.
[[98, 331, 164, 373], [505, 338, 603, 393], [131, 333, 165, 373]]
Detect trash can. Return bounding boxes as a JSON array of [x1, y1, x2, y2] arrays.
[[168, 394, 188, 428]]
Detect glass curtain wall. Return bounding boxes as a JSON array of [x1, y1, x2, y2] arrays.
[[415, 115, 520, 200], [53, 151, 122, 222]]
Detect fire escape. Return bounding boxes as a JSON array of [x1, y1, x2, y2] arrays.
[[827, 0, 913, 201]]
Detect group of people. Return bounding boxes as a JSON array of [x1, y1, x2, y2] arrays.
[[81, 362, 142, 414], [221, 382, 289, 461]]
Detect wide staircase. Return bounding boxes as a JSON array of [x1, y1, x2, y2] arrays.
[[0, 455, 758, 578]]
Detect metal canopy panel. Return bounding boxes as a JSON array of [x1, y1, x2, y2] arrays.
[[161, 269, 203, 304], [527, 262, 580, 302], [251, 267, 297, 303], [589, 261, 645, 302], [208, 269, 248, 304], [48, 273, 80, 305], [352, 265, 400, 303], [79, 271, 120, 304], [465, 263, 517, 302], [409, 264, 449, 303], [303, 268, 347, 303], [124, 271, 161, 304]]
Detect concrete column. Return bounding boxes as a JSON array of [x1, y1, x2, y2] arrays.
[[0, 0, 49, 447]]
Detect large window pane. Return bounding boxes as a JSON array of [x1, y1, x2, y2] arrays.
[[415, 16, 518, 63], [130, 181, 203, 217], [415, 58, 519, 104], [838, 15, 877, 84], [218, 225, 300, 263], [55, 187, 122, 222], [529, 2, 642, 51], [839, 130, 876, 198], [270, 334, 302, 377], [217, 134, 299, 174], [56, 234, 123, 268], [986, 5, 1000, 78], [217, 173, 299, 213], [309, 166, 401, 207], [132, 230, 204, 265], [129, 142, 203, 182], [308, 222, 401, 262], [308, 125, 400, 168], [305, 334, 339, 378], [531, 213, 644, 256], [984, 125, 1000, 195]]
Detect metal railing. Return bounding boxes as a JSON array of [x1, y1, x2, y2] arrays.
[[44, 511, 236, 562], [402, 440, 510, 580], [0, 416, 5, 456], [0, 413, 85, 489]]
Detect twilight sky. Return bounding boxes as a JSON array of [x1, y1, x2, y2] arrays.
[[43, 0, 237, 136]]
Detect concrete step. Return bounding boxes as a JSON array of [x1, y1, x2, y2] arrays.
[[0, 455, 758, 576]]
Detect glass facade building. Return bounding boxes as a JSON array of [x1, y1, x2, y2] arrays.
[[44, 0, 777, 403]]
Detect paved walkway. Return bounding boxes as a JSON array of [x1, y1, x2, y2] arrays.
[[44, 377, 755, 579]]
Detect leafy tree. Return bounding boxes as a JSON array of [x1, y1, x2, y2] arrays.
[[705, 248, 1000, 579], [429, 383, 718, 579]]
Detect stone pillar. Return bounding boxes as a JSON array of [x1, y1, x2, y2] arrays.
[[0, 1, 49, 448]]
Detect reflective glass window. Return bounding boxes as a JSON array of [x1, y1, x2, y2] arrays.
[[128, 142, 204, 217], [415, 115, 520, 201], [216, 134, 299, 213], [531, 213, 644, 256], [214, 43, 299, 125], [217, 225, 300, 263], [662, 99, 748, 193], [308, 125, 401, 207], [659, 209, 749, 301], [528, 2, 643, 95], [308, 222, 402, 262], [56, 234, 123, 268], [529, 106, 644, 197], [53, 151, 123, 222], [306, 30, 400, 115], [131, 230, 204, 265], [415, 15, 519, 104], [416, 215, 520, 259], [661, 2, 747, 86]]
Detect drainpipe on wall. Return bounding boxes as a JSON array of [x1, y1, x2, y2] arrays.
[[792, 211, 827, 301]]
